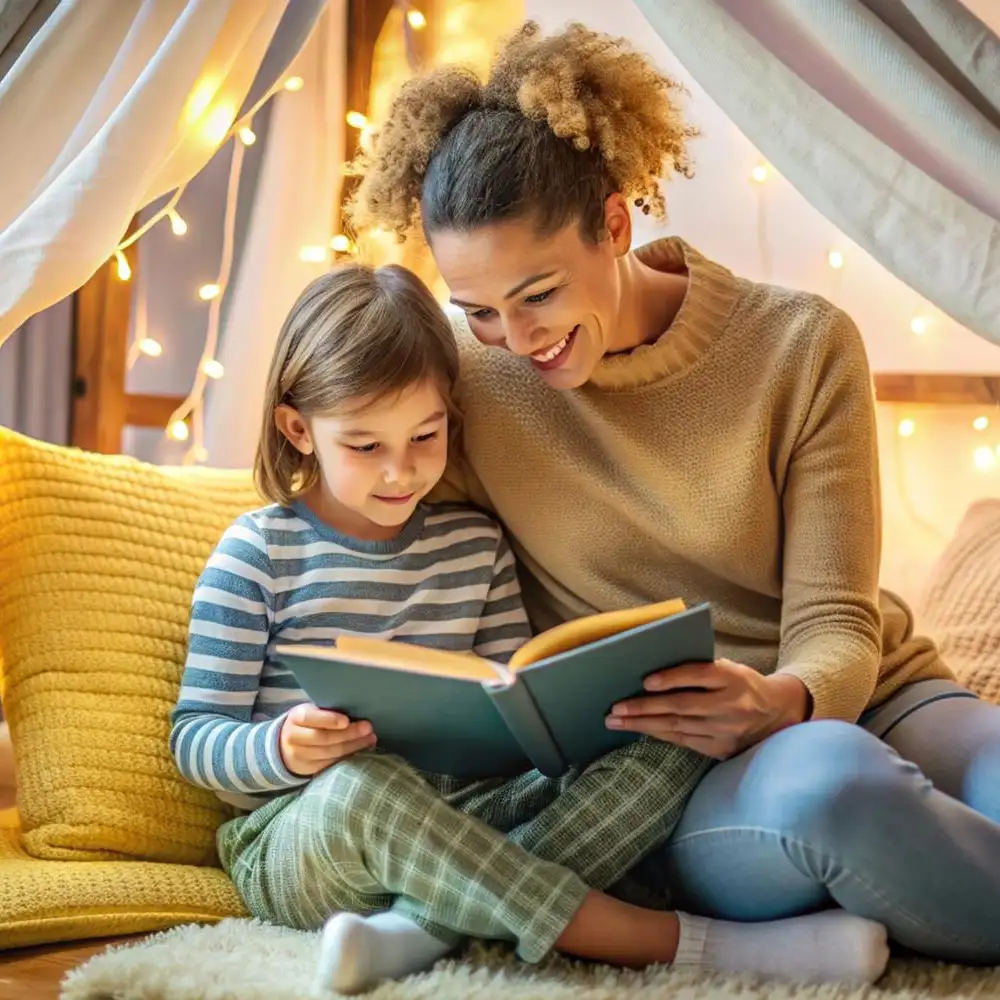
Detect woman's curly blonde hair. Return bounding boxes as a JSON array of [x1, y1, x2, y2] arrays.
[[346, 21, 696, 244]]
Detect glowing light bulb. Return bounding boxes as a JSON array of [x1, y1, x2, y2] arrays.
[[201, 358, 225, 380], [299, 245, 328, 263], [239, 126, 257, 146], [751, 163, 769, 183], [407, 9, 427, 29], [973, 416, 990, 431], [346, 111, 368, 129], [284, 76, 304, 92], [203, 104, 235, 144], [185, 78, 217, 125], [198, 283, 221, 301], [168, 210, 188, 236], [910, 316, 928, 335], [114, 250, 131, 281], [138, 337, 162, 358], [827, 250, 845, 270], [168, 419, 190, 442], [330, 234, 352, 253], [974, 445, 996, 471], [897, 418, 916, 438]]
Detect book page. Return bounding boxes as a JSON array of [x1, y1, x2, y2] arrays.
[[325, 636, 503, 683], [509, 598, 687, 670]]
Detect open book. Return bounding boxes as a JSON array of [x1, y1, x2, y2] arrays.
[[273, 599, 714, 779]]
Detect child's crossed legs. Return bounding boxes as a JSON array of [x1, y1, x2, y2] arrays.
[[219, 742, 888, 994]]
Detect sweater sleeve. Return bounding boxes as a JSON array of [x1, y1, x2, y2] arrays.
[[775, 309, 883, 722], [169, 516, 308, 795]]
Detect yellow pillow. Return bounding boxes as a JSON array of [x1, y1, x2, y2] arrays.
[[0, 807, 246, 949], [0, 428, 262, 865]]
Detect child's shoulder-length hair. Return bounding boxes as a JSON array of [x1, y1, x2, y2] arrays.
[[254, 262, 461, 507]]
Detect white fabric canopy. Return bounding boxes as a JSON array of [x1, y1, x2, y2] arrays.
[[0, 0, 322, 345], [634, 0, 1000, 347]]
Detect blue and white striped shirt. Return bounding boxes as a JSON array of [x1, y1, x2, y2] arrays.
[[169, 501, 531, 810]]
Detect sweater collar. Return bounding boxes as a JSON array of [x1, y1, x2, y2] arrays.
[[587, 237, 742, 391]]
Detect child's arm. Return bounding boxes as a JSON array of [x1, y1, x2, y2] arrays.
[[473, 532, 533, 663], [169, 516, 308, 795]]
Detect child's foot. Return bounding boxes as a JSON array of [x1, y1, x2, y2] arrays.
[[673, 909, 889, 984], [314, 911, 453, 995]]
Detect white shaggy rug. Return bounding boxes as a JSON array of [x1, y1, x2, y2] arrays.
[[60, 919, 1000, 1000]]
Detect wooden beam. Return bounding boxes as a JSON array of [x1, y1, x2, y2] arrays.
[[70, 230, 137, 454], [123, 393, 186, 429], [874, 373, 1000, 406], [339, 0, 396, 234]]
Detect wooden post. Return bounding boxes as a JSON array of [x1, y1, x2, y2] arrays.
[[70, 223, 186, 454], [339, 0, 397, 232], [70, 242, 135, 453]]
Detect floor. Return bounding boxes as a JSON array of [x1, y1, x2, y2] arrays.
[[0, 937, 140, 1000]]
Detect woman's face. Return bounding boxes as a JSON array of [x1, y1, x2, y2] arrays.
[[430, 197, 631, 390]]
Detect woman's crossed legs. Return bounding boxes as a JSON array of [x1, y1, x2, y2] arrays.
[[654, 680, 1000, 964]]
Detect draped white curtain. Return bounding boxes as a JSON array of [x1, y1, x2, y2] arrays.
[[204, 3, 347, 467], [634, 0, 1000, 347], [0, 0, 325, 345]]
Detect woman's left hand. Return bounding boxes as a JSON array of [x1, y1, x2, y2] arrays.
[[606, 660, 812, 759]]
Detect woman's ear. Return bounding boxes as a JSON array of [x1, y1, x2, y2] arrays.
[[604, 193, 633, 257], [275, 404, 314, 456]]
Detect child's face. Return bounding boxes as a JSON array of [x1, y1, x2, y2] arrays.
[[281, 379, 450, 540]]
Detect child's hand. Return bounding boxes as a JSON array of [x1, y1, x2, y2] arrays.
[[279, 703, 376, 776]]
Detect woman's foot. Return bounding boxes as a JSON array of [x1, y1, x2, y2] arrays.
[[673, 909, 890, 984], [314, 911, 453, 995]]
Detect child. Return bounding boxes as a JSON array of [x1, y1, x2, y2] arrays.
[[170, 263, 889, 995]]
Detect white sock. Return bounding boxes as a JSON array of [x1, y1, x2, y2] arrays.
[[313, 911, 454, 996], [672, 909, 889, 985]]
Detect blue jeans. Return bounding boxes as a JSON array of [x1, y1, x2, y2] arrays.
[[649, 680, 1000, 964]]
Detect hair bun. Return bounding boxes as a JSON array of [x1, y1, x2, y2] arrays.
[[485, 21, 695, 216], [347, 68, 483, 239]]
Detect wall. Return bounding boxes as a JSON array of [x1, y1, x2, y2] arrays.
[[525, 0, 1000, 602]]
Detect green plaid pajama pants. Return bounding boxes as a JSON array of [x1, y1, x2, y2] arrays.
[[217, 740, 711, 962]]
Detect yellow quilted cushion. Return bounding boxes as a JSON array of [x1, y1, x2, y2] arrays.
[[0, 427, 261, 865], [0, 807, 245, 949]]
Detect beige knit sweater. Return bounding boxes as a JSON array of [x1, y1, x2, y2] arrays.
[[441, 237, 953, 722]]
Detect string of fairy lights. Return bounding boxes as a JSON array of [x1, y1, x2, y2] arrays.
[[113, 0, 426, 464], [750, 158, 1000, 474], [114, 9, 997, 473]]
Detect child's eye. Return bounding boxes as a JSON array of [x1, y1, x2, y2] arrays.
[[413, 431, 439, 444], [525, 288, 555, 305], [349, 442, 379, 454]]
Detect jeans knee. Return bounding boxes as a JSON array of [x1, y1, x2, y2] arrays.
[[747, 720, 929, 838], [965, 737, 1000, 822]]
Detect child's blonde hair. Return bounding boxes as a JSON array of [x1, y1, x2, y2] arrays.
[[254, 263, 460, 507]]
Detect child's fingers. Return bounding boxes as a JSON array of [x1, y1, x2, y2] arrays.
[[290, 720, 372, 747], [333, 734, 378, 759], [290, 704, 350, 730], [294, 733, 377, 764]]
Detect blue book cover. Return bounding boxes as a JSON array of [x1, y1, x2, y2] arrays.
[[273, 602, 714, 779]]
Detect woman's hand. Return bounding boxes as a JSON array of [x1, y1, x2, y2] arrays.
[[606, 660, 812, 759], [279, 703, 377, 777]]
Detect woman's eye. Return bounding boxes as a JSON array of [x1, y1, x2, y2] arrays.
[[525, 289, 555, 305], [470, 308, 493, 321], [349, 443, 379, 454]]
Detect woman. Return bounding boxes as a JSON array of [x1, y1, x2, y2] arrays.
[[349, 21, 1000, 965]]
